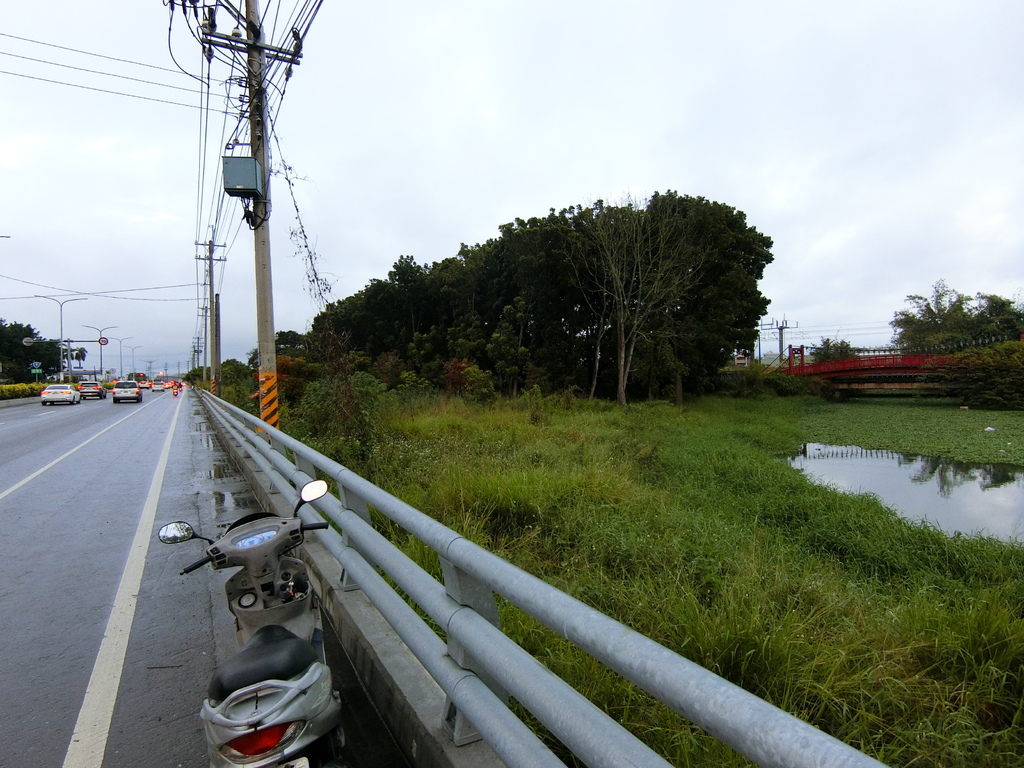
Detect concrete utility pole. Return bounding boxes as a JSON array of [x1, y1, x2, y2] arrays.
[[246, 0, 279, 428], [198, 0, 313, 426], [197, 239, 224, 395], [212, 292, 221, 395]]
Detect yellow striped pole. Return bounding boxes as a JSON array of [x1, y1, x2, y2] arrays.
[[259, 372, 279, 428]]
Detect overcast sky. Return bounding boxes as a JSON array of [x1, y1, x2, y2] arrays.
[[2, 1, 1021, 377]]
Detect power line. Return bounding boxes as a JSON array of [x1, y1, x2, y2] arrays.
[[0, 272, 200, 301], [0, 49, 201, 94], [0, 68, 233, 113], [0, 31, 184, 74]]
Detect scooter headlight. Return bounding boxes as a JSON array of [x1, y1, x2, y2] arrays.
[[221, 721, 304, 763]]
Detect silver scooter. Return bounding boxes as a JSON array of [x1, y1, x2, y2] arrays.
[[159, 479, 345, 768]]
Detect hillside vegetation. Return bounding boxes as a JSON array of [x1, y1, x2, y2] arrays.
[[297, 393, 1024, 767]]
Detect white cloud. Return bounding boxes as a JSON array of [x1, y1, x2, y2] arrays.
[[1, 0, 1021, 367]]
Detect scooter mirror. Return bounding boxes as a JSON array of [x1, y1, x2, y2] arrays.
[[300, 479, 329, 503], [158, 521, 196, 544]]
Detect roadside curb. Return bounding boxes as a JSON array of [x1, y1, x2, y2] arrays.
[[0, 397, 38, 409]]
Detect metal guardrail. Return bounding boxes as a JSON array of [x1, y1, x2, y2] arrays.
[[198, 390, 888, 768]]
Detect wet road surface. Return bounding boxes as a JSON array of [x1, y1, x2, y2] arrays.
[[0, 390, 253, 767]]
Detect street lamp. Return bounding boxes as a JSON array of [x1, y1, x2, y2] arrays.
[[36, 295, 87, 382], [84, 324, 117, 383], [109, 336, 133, 380], [126, 345, 142, 378]]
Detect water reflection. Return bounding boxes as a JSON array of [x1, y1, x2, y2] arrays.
[[790, 444, 1024, 541]]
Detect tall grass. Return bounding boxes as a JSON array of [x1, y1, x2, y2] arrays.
[[310, 394, 1024, 767]]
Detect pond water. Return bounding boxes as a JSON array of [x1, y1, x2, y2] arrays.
[[789, 443, 1024, 541]]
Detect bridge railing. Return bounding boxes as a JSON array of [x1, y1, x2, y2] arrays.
[[785, 352, 950, 376], [198, 389, 886, 768]]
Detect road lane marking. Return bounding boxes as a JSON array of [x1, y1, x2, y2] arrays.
[[0, 399, 156, 502], [61, 392, 184, 768]]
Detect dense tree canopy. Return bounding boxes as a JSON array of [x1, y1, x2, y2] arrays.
[[310, 192, 773, 403], [891, 281, 1024, 350], [811, 338, 856, 363], [941, 341, 1024, 410], [0, 319, 54, 383]]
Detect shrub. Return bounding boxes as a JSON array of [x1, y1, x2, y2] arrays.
[[941, 341, 1024, 410], [722, 365, 808, 398], [0, 382, 38, 400]]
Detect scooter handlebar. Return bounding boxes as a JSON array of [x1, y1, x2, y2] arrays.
[[301, 521, 330, 532], [181, 555, 214, 575]]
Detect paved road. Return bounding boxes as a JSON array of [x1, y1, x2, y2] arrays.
[[0, 389, 252, 767]]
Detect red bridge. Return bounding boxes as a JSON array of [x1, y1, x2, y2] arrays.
[[781, 347, 951, 392]]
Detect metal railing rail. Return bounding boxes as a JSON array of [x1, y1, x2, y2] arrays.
[[198, 390, 887, 768]]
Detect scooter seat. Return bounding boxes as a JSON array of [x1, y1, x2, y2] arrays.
[[208, 624, 318, 702]]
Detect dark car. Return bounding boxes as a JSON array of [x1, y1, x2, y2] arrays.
[[112, 380, 143, 403], [77, 381, 107, 400]]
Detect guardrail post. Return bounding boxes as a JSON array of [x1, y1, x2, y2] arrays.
[[439, 556, 508, 746], [295, 453, 318, 481], [339, 486, 371, 592]]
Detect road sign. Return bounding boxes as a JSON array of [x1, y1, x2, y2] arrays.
[[31, 368, 42, 374], [98, 337, 109, 346], [22, 337, 34, 346], [31, 361, 40, 368]]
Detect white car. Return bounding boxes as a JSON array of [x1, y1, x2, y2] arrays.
[[41, 384, 81, 405], [112, 380, 143, 403]]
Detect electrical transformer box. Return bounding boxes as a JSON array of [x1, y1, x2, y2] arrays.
[[222, 156, 264, 198]]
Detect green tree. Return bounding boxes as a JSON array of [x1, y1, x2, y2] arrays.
[[486, 298, 531, 396], [570, 194, 714, 405], [276, 330, 308, 358], [625, 193, 773, 401], [310, 192, 772, 404], [0, 319, 50, 383], [811, 338, 855, 363], [941, 341, 1024, 410], [891, 281, 1024, 349]]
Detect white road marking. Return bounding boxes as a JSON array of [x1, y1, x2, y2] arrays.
[[61, 394, 184, 768], [0, 400, 155, 502]]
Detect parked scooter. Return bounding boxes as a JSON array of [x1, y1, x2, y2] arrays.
[[159, 479, 345, 768]]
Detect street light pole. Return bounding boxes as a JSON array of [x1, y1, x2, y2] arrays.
[[84, 324, 117, 382], [126, 345, 142, 378], [36, 295, 87, 382], [110, 336, 133, 380]]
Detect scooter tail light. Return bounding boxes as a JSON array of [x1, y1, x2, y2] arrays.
[[221, 721, 303, 762]]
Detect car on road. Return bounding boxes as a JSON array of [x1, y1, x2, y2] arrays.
[[41, 384, 81, 405], [112, 380, 143, 403], [77, 381, 107, 400], [152, 381, 166, 391]]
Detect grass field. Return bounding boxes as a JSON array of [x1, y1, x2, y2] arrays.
[[326, 393, 1024, 768]]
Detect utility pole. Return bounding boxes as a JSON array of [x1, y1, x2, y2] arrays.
[[197, 239, 225, 395], [198, 1, 312, 429], [245, 0, 279, 427], [212, 292, 221, 395], [760, 318, 798, 368]]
